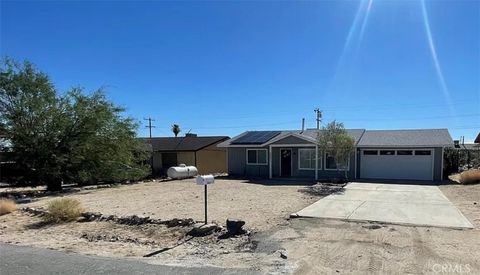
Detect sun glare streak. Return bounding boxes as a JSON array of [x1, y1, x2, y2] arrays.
[[359, 0, 373, 42], [420, 0, 454, 113], [327, 0, 369, 93]]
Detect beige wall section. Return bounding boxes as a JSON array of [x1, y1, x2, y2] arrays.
[[196, 144, 227, 174], [177, 152, 196, 166]]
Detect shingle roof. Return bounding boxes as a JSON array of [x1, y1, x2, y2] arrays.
[[219, 128, 453, 147], [357, 129, 453, 147], [141, 136, 229, 152], [218, 129, 366, 146]]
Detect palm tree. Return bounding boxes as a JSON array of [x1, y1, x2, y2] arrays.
[[171, 124, 181, 137]]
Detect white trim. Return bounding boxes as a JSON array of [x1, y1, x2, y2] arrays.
[[431, 148, 435, 181], [270, 144, 315, 147], [441, 147, 444, 180], [324, 151, 351, 171], [279, 148, 293, 177], [359, 148, 434, 181], [358, 145, 451, 148], [298, 148, 316, 170], [246, 149, 268, 165], [264, 132, 318, 146], [354, 149, 357, 179], [269, 145, 273, 179]]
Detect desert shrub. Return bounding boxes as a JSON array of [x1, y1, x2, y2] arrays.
[[459, 169, 480, 185], [0, 199, 17, 215], [44, 198, 84, 223]]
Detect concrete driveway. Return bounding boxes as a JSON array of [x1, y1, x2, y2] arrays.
[[294, 182, 473, 229]]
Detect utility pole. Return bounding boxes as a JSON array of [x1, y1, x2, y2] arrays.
[[144, 117, 155, 138], [314, 108, 322, 129], [144, 117, 156, 177]]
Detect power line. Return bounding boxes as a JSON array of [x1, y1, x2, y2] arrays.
[[143, 117, 156, 138], [322, 113, 480, 122]]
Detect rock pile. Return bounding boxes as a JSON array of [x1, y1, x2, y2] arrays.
[[80, 212, 195, 227], [187, 223, 221, 237], [22, 207, 47, 216], [226, 219, 247, 236]]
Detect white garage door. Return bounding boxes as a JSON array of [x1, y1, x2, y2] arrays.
[[360, 149, 433, 181]]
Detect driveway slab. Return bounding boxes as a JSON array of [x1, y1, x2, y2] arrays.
[[295, 182, 473, 229]]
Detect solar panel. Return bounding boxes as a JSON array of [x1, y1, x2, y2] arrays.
[[231, 131, 281, 145]]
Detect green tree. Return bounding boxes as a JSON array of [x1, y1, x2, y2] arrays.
[[0, 58, 150, 190], [171, 124, 181, 137], [317, 121, 355, 180]]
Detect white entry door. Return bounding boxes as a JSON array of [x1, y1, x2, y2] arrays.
[[360, 149, 433, 181]]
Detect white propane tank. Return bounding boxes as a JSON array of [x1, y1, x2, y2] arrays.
[[167, 164, 198, 179]]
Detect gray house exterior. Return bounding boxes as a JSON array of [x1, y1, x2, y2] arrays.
[[218, 129, 453, 182]]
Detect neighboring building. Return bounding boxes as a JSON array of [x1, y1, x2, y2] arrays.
[[218, 128, 453, 182], [142, 134, 229, 176]]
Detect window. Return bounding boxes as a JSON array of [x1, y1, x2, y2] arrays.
[[380, 150, 395, 155], [363, 150, 378, 155], [415, 150, 431, 155], [246, 149, 268, 165], [325, 151, 349, 170], [298, 148, 322, 170], [397, 150, 413, 155]]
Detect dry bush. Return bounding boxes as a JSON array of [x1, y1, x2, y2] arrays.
[[44, 198, 84, 223], [0, 199, 17, 215], [459, 169, 480, 184]]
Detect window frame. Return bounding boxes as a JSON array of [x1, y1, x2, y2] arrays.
[[324, 151, 350, 171], [415, 150, 432, 156], [363, 150, 378, 155], [246, 149, 268, 165], [298, 148, 322, 171], [380, 150, 396, 155]]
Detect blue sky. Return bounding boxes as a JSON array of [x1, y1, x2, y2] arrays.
[[1, 0, 479, 141]]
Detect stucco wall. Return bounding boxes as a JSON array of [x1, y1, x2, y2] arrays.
[[177, 152, 195, 166], [196, 144, 227, 174]]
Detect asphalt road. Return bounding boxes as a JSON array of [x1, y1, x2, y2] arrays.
[[0, 244, 255, 275]]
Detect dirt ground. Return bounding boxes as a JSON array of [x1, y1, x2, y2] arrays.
[[0, 178, 318, 272], [19, 178, 317, 231], [263, 183, 480, 274], [0, 179, 479, 274]]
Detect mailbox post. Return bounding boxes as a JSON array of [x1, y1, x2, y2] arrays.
[[196, 175, 214, 224]]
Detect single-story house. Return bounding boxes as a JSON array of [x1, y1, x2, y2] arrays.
[[142, 134, 229, 175], [217, 128, 454, 182]]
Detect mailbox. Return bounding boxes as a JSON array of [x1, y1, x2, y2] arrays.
[[196, 175, 215, 185]]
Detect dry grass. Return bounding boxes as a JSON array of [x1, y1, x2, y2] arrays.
[[459, 169, 480, 184], [0, 199, 17, 215], [450, 169, 480, 185], [44, 198, 84, 223]]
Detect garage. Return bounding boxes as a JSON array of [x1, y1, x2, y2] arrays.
[[360, 149, 433, 181]]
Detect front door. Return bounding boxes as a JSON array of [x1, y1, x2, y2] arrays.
[[280, 149, 292, 177]]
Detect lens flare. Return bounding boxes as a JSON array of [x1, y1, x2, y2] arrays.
[[359, 0, 373, 42], [420, 0, 454, 113], [327, 0, 373, 97]]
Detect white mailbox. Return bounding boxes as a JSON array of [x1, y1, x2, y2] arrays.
[[196, 175, 215, 185]]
